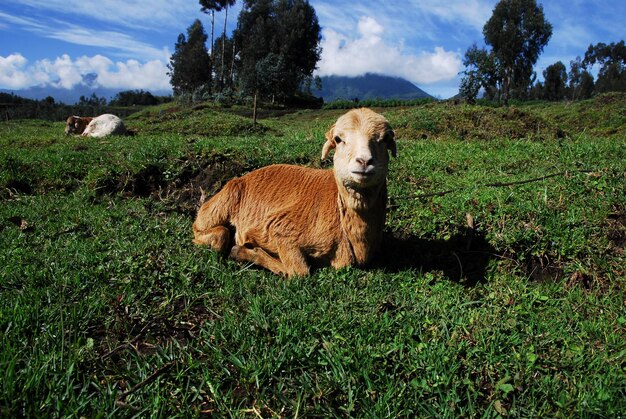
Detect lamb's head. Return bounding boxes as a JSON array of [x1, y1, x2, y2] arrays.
[[65, 116, 89, 135], [322, 108, 396, 190]]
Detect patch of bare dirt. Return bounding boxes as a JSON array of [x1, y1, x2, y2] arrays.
[[93, 295, 218, 362], [164, 154, 250, 216], [93, 153, 251, 216], [605, 208, 626, 255], [522, 254, 565, 283]]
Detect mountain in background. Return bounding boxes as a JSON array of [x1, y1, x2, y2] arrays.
[[314, 73, 433, 102]]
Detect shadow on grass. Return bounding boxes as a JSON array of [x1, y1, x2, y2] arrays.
[[375, 228, 497, 286]]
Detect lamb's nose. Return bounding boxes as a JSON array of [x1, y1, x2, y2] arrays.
[[356, 157, 374, 167]]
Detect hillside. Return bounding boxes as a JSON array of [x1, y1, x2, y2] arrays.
[[314, 73, 433, 102], [1, 95, 625, 416]]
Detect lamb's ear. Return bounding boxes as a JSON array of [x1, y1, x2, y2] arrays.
[[385, 129, 397, 158], [321, 124, 336, 160]]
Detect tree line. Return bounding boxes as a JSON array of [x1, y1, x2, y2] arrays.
[[460, 0, 625, 104], [0, 90, 172, 121], [532, 41, 626, 101], [167, 0, 322, 118]]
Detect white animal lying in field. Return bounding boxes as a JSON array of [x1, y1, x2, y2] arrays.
[[192, 108, 397, 277], [65, 114, 127, 137]]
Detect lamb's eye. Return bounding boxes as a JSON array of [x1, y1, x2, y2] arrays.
[[334, 136, 342, 144]]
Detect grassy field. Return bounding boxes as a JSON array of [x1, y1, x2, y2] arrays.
[[1, 94, 625, 417]]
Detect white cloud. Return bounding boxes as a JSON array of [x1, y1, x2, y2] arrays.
[[357, 16, 384, 38], [95, 59, 171, 90], [0, 53, 170, 91], [0, 54, 31, 89], [316, 16, 461, 85]]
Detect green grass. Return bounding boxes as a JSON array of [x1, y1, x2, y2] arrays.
[[1, 95, 625, 416]]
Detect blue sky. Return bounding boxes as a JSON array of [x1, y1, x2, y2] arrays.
[[0, 0, 624, 99]]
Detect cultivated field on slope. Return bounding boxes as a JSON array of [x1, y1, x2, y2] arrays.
[[1, 95, 625, 416]]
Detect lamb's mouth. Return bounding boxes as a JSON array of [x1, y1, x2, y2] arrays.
[[351, 170, 375, 177]]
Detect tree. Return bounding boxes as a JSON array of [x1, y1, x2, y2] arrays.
[[235, 0, 271, 94], [168, 20, 212, 96], [528, 80, 543, 100], [274, 0, 322, 91], [235, 0, 321, 120], [235, 0, 321, 98], [583, 40, 626, 93], [459, 73, 481, 104], [569, 57, 594, 100], [481, 0, 552, 103], [460, 43, 500, 103], [212, 34, 237, 91], [77, 93, 106, 107], [542, 61, 567, 101], [255, 53, 289, 103], [219, 0, 237, 89], [578, 71, 595, 99], [199, 0, 238, 91], [110, 90, 160, 106], [199, 0, 222, 71]]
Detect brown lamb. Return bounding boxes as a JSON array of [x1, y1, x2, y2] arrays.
[[192, 108, 397, 277]]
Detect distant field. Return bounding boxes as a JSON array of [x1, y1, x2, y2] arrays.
[[1, 94, 625, 416]]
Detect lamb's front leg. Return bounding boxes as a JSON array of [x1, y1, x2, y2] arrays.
[[230, 244, 309, 277], [193, 225, 231, 254]]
